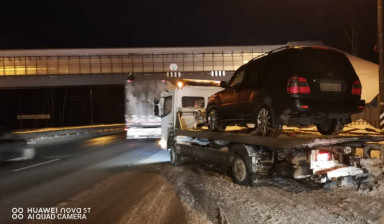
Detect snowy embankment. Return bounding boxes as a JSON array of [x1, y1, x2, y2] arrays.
[[170, 155, 384, 224]]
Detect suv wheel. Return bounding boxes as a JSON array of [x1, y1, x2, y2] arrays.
[[256, 106, 274, 136], [316, 118, 344, 135], [207, 107, 226, 132]]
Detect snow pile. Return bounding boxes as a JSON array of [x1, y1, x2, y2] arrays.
[[345, 119, 379, 130], [359, 158, 384, 199], [281, 120, 383, 137], [344, 119, 383, 135], [360, 158, 384, 177], [359, 177, 384, 199], [207, 120, 383, 137], [169, 163, 384, 224]]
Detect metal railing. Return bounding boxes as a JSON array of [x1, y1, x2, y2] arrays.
[[13, 124, 125, 141]]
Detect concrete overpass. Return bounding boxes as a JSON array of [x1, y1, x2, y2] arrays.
[[0, 44, 283, 87]]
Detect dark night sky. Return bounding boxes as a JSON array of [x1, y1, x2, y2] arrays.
[[0, 0, 378, 60]]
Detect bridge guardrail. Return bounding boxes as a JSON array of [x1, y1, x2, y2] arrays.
[[12, 124, 125, 144]]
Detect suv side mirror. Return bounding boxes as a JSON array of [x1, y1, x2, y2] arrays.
[[220, 81, 227, 88]]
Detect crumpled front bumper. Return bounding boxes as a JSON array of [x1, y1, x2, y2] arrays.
[[315, 166, 366, 183]]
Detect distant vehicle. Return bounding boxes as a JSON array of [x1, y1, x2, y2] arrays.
[[206, 46, 365, 135], [125, 80, 165, 139], [0, 138, 35, 162]]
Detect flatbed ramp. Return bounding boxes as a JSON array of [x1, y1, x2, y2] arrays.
[[175, 129, 384, 150]]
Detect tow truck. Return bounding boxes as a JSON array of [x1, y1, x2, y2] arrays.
[[154, 79, 384, 186]]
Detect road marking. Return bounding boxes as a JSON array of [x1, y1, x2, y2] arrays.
[[12, 159, 61, 172]]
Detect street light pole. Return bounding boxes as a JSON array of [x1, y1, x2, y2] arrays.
[[378, 0, 384, 129]]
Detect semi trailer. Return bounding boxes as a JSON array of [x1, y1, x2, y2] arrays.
[[125, 79, 166, 139]]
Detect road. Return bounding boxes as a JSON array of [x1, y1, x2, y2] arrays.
[[1, 133, 384, 224], [0, 133, 181, 224]]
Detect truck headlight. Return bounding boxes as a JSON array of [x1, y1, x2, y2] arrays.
[[158, 139, 167, 149]]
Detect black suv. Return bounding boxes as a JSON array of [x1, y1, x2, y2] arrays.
[[206, 47, 364, 135]]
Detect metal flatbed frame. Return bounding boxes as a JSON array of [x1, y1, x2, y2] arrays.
[[175, 129, 384, 150]]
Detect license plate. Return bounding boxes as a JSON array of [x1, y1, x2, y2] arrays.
[[320, 82, 341, 92]]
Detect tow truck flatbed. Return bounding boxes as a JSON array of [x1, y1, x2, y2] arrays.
[[175, 129, 384, 150]]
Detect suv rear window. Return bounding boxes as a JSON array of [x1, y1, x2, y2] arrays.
[[293, 49, 355, 78]]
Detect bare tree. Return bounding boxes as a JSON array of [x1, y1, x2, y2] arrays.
[[338, 1, 367, 57], [343, 23, 363, 56]]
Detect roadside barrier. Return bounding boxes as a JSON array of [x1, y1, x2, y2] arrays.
[[12, 124, 125, 144]]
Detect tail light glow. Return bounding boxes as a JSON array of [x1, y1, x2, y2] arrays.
[[352, 80, 362, 95], [287, 76, 311, 94]]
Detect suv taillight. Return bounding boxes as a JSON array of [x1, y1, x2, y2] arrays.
[[287, 76, 311, 94], [352, 80, 362, 96]]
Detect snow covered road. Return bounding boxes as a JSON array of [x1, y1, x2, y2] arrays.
[[49, 155, 384, 224]]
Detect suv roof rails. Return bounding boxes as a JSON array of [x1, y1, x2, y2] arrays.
[[248, 43, 331, 63], [249, 45, 290, 62]]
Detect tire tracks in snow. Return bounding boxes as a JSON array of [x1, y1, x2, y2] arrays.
[[170, 164, 371, 224], [257, 185, 348, 224]]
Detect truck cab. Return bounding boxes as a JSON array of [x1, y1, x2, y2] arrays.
[[155, 80, 222, 150]]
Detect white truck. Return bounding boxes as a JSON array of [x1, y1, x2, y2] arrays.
[[154, 79, 384, 186], [155, 79, 223, 149], [125, 79, 166, 139]]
